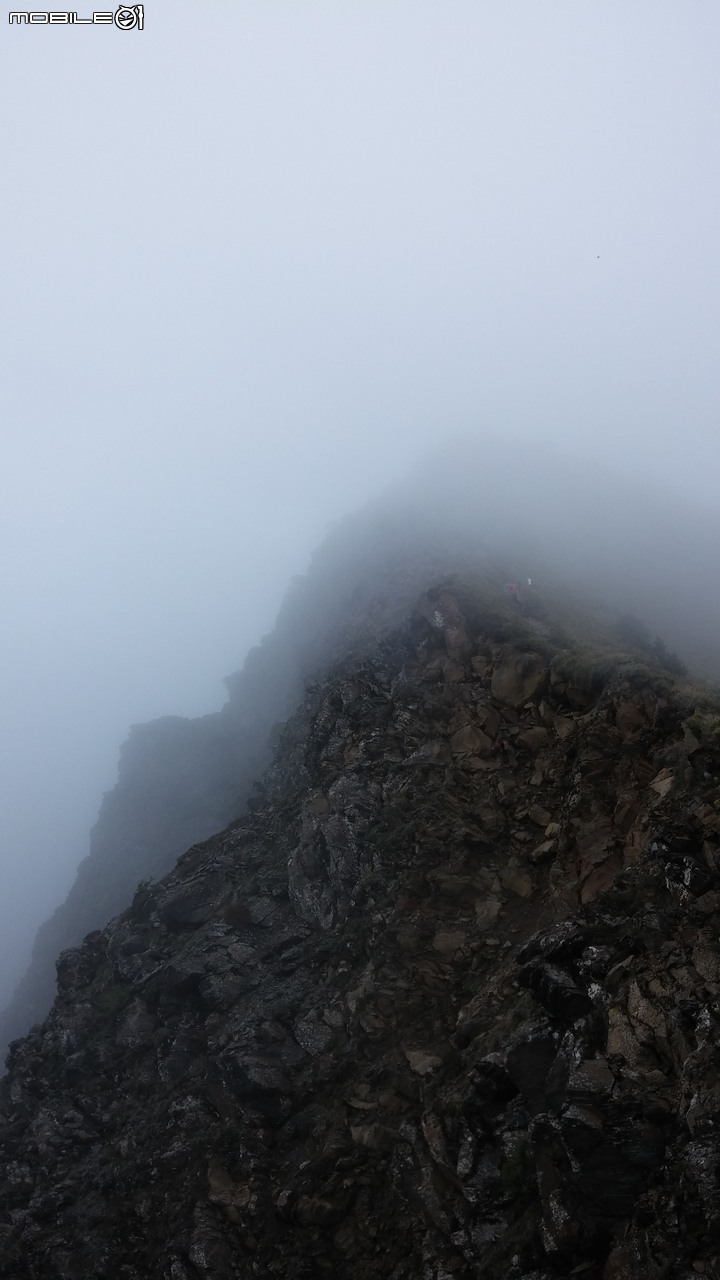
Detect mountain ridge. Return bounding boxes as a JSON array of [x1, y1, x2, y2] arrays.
[[2, 579, 719, 1278], [6, 442, 720, 1058], [0, 498, 546, 1058]]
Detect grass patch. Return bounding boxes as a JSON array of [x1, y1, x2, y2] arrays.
[[685, 711, 720, 747]]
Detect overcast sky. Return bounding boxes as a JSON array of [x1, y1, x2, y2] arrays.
[[1, 0, 719, 1005]]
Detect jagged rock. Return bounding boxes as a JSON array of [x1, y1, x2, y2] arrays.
[[528, 839, 557, 864], [490, 654, 548, 707], [528, 805, 553, 826], [474, 896, 502, 930], [517, 726, 549, 752], [519, 959, 594, 1022], [501, 868, 534, 897], [432, 929, 467, 955], [404, 1047, 444, 1075], [159, 874, 234, 930], [650, 768, 675, 798], [449, 724, 493, 756], [1, 587, 719, 1279]]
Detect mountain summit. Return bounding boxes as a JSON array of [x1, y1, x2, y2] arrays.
[[2, 559, 720, 1278], [4, 439, 720, 1061]]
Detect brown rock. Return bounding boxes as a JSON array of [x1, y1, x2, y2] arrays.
[[490, 655, 548, 708], [580, 854, 623, 903], [475, 897, 502, 930], [468, 756, 498, 771], [554, 716, 577, 739], [450, 724, 493, 756], [432, 929, 466, 956], [502, 869, 533, 898], [606, 1007, 643, 1063], [614, 799, 640, 833], [615, 700, 647, 739], [692, 945, 720, 984], [528, 805, 552, 826], [403, 1047, 443, 1075], [416, 590, 473, 658], [649, 769, 674, 798], [306, 793, 329, 815], [528, 839, 557, 865], [207, 1163, 252, 1220], [603, 1245, 639, 1279], [350, 1123, 395, 1150], [476, 704, 502, 738]]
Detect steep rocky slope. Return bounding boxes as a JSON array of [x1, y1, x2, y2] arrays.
[[6, 436, 720, 1059], [2, 583, 719, 1279], [0, 518, 468, 1058], [0, 710, 265, 1054]]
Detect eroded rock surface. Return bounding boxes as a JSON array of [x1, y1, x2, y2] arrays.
[[2, 590, 719, 1279]]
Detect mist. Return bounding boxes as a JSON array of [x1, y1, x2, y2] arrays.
[[2, 1, 720, 1015]]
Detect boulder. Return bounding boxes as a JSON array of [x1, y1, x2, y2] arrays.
[[491, 655, 548, 708]]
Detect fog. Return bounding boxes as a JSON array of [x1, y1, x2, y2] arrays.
[[1, 1, 719, 1014]]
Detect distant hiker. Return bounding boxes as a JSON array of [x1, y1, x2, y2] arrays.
[[505, 582, 521, 605]]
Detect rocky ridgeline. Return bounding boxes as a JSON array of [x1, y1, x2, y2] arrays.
[[0, 709, 270, 1058], [0, 523, 482, 1060], [1, 588, 719, 1279]]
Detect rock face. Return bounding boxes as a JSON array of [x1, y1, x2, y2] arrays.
[[0, 526, 482, 1057], [2, 586, 720, 1279], [6, 444, 720, 1058], [0, 712, 267, 1056]]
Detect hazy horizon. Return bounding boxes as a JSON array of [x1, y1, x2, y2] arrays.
[[2, 1, 720, 1012]]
